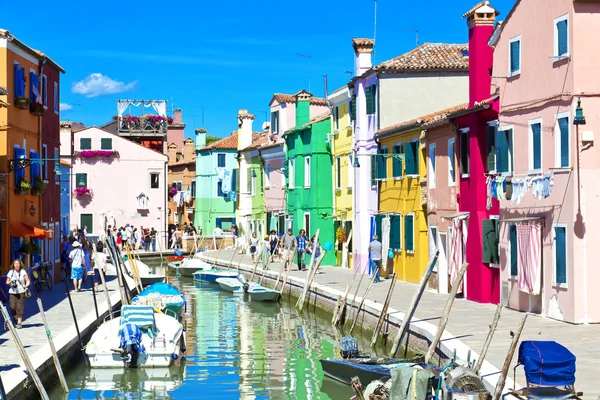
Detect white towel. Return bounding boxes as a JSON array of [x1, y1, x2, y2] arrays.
[[222, 170, 232, 194], [217, 168, 225, 181]]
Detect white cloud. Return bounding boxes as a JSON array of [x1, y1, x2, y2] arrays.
[[60, 103, 72, 111], [71, 73, 137, 98]]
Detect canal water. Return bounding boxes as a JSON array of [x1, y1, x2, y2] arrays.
[[49, 266, 383, 399]]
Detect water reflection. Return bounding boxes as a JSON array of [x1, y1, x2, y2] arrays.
[[50, 269, 359, 399]]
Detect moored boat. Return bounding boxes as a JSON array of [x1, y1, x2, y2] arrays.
[[174, 258, 212, 277], [132, 282, 186, 320], [216, 277, 245, 293], [193, 269, 238, 284], [123, 259, 165, 286], [247, 285, 280, 302]]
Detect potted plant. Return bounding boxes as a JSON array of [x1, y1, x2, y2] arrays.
[[14, 96, 31, 110], [31, 240, 41, 255], [32, 175, 46, 196], [15, 178, 32, 195], [19, 239, 33, 256], [29, 103, 44, 116], [75, 187, 92, 197], [335, 226, 347, 251]]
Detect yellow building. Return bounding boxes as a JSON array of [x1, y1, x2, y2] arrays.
[[328, 86, 354, 268], [375, 121, 427, 283]]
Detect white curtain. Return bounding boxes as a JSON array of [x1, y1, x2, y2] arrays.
[[148, 100, 167, 117], [381, 217, 391, 270], [517, 224, 542, 295], [117, 100, 167, 117], [117, 100, 130, 117]]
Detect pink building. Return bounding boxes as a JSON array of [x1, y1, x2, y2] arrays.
[[167, 108, 185, 149], [63, 127, 168, 240], [258, 139, 286, 232], [491, 0, 600, 323]]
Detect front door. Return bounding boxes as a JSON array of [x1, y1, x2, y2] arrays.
[[80, 214, 93, 235]]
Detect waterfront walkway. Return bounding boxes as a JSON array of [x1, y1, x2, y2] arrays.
[[201, 250, 600, 398]]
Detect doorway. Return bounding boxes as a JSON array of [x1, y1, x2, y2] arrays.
[[438, 232, 448, 294]]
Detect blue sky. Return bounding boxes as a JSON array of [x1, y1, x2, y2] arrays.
[[1, 0, 515, 139]]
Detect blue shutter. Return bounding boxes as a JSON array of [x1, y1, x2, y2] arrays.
[[559, 117, 569, 167], [555, 227, 567, 284], [557, 20, 568, 56], [30, 71, 38, 103], [404, 215, 414, 252], [510, 225, 518, 276], [32, 238, 41, 265], [510, 40, 520, 73], [13, 64, 21, 97], [14, 147, 25, 185], [390, 215, 401, 250], [11, 237, 21, 262], [30, 151, 40, 181], [532, 123, 541, 169], [392, 144, 402, 177]]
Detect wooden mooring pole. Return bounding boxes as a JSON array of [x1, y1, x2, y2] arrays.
[[92, 243, 113, 320], [474, 304, 503, 374], [63, 276, 89, 367], [296, 247, 328, 312], [493, 314, 528, 400], [332, 264, 360, 326], [0, 303, 50, 400], [349, 265, 380, 335], [371, 273, 396, 347], [36, 298, 69, 393]]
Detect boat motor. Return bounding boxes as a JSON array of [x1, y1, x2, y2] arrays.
[[340, 337, 360, 359]]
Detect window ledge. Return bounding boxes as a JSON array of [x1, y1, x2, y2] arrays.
[[461, 174, 470, 179], [508, 71, 521, 78], [335, 188, 342, 193], [489, 263, 500, 269], [552, 282, 568, 289], [407, 174, 419, 179], [394, 176, 404, 181], [346, 186, 353, 191], [549, 167, 572, 173], [552, 54, 570, 63], [527, 169, 543, 175], [508, 275, 518, 281], [407, 250, 415, 255]]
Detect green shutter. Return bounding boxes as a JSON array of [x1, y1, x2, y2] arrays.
[[557, 20, 568, 56], [532, 123, 541, 169], [404, 215, 414, 252], [486, 125, 496, 172], [497, 129, 510, 173], [350, 96, 356, 121], [80, 138, 91, 150], [366, 85, 376, 115], [510, 225, 518, 276], [413, 142, 419, 175], [390, 215, 401, 250], [371, 154, 377, 186], [559, 118, 569, 167], [375, 214, 383, 240], [100, 138, 112, 150], [80, 214, 93, 234], [378, 147, 387, 179], [75, 173, 87, 188], [510, 40, 520, 73], [555, 227, 567, 284], [247, 168, 252, 193], [405, 142, 414, 175], [482, 219, 499, 264], [392, 144, 402, 178]]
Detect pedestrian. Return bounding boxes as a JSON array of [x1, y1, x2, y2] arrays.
[[268, 230, 279, 260], [175, 227, 183, 249], [6, 259, 31, 329], [307, 235, 322, 270], [296, 229, 309, 271], [230, 223, 238, 237], [82, 241, 92, 283], [116, 227, 123, 250], [282, 229, 296, 270], [368, 234, 382, 283], [83, 226, 88, 236], [60, 235, 72, 281], [248, 232, 259, 263], [69, 241, 86, 292], [150, 227, 157, 252], [93, 242, 108, 293], [130, 227, 137, 250]]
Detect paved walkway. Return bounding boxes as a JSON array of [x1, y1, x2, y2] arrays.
[[202, 250, 599, 398]]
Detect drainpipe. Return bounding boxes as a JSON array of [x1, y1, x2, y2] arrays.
[[38, 56, 46, 231]]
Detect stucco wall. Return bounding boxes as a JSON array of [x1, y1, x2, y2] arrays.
[[378, 73, 468, 129], [261, 145, 285, 213]]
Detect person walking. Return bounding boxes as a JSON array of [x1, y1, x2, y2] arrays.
[[60, 235, 72, 281], [93, 242, 108, 293], [82, 241, 92, 284], [282, 229, 296, 270], [248, 232, 260, 263], [307, 235, 323, 272], [368, 234, 382, 283], [69, 241, 86, 292], [296, 229, 309, 271], [268, 230, 279, 260], [6, 259, 30, 329], [150, 227, 157, 252]]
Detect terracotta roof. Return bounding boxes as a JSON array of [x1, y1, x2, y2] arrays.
[[376, 103, 469, 137], [199, 132, 238, 151], [243, 131, 270, 151], [353, 38, 374, 47], [284, 110, 331, 135], [374, 43, 469, 73], [195, 128, 207, 133], [270, 90, 328, 107]]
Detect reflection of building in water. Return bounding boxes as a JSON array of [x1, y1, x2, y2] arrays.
[[238, 301, 255, 398]]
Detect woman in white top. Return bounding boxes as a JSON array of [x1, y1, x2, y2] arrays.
[[93, 242, 108, 293], [6, 259, 30, 329], [248, 232, 260, 263]]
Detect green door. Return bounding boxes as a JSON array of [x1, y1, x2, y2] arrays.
[[80, 214, 93, 234]]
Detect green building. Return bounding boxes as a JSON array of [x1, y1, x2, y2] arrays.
[[283, 91, 335, 265]]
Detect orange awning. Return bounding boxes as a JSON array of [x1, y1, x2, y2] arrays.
[[11, 222, 49, 239]]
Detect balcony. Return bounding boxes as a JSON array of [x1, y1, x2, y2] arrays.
[[117, 100, 169, 137]]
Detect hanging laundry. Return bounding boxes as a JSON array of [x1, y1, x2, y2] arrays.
[[222, 170, 232, 194], [230, 191, 237, 201], [449, 217, 466, 294], [496, 176, 505, 200], [517, 224, 542, 295], [183, 188, 191, 203], [505, 177, 513, 201], [217, 168, 225, 181], [486, 177, 493, 210], [173, 191, 181, 205]]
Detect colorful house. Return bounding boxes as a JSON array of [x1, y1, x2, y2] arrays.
[[283, 91, 335, 265], [167, 138, 196, 227], [350, 38, 470, 273], [490, 0, 600, 323], [195, 129, 238, 233], [258, 137, 286, 236], [328, 86, 354, 268]]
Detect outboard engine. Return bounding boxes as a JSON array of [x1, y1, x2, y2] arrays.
[[340, 336, 360, 359], [119, 323, 145, 368]]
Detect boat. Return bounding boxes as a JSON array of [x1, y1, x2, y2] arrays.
[[123, 259, 165, 286], [171, 258, 212, 277], [193, 269, 238, 284], [247, 285, 281, 302], [504, 341, 581, 400], [131, 282, 186, 320], [165, 255, 185, 262], [439, 363, 490, 400], [86, 305, 184, 368], [216, 277, 245, 293]]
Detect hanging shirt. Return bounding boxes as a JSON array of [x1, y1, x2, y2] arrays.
[[222, 170, 232, 194]]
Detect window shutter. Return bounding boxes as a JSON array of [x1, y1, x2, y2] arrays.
[[559, 118, 569, 167], [375, 214, 383, 240], [510, 41, 520, 72], [532, 123, 541, 169], [29, 71, 38, 103], [101, 138, 112, 150], [482, 219, 499, 264], [232, 168, 239, 192], [405, 142, 414, 175], [30, 151, 40, 181], [510, 225, 518, 276], [366, 86, 375, 115], [247, 168, 252, 193], [14, 147, 25, 185], [13, 64, 22, 97], [486, 125, 496, 172], [404, 215, 414, 252], [350, 96, 356, 121], [555, 227, 567, 284], [392, 144, 402, 177], [557, 20, 568, 56], [80, 138, 92, 150], [377, 149, 387, 179], [370, 154, 376, 186], [390, 215, 401, 250]]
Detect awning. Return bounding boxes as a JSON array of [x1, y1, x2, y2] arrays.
[[501, 216, 545, 226], [442, 212, 470, 220], [11, 222, 50, 238]]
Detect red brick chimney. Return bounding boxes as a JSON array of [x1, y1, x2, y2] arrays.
[[174, 109, 183, 123]]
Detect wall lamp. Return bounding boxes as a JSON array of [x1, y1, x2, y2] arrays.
[[574, 96, 586, 126]]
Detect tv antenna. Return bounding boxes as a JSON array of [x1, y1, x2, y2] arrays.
[[297, 53, 312, 92], [405, 28, 419, 47]]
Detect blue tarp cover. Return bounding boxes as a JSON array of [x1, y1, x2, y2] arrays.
[[134, 282, 185, 307], [518, 341, 576, 387]]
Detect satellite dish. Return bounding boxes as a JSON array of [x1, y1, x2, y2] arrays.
[[262, 121, 270, 131]]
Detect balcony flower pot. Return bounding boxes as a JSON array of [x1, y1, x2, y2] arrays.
[[74, 187, 93, 197], [75, 150, 120, 159], [32, 176, 46, 196], [29, 103, 45, 116], [14, 96, 31, 110], [15, 179, 32, 195]]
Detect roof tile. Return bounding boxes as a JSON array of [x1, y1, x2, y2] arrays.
[[200, 132, 238, 151], [374, 43, 469, 72], [271, 90, 328, 107]]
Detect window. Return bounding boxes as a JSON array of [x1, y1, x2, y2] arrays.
[[41, 144, 48, 180], [509, 36, 521, 76], [177, 181, 182, 191], [42, 75, 48, 107], [428, 144, 436, 188], [54, 82, 59, 114], [390, 214, 402, 251], [448, 138, 455, 186], [251, 173, 256, 196], [303, 212, 310, 237], [404, 214, 414, 253], [288, 159, 295, 188], [13, 62, 25, 98], [100, 138, 113, 150], [555, 113, 570, 168], [405, 140, 419, 176], [80, 138, 92, 150], [76, 173, 87, 188], [304, 156, 310, 188], [365, 85, 377, 115], [554, 14, 569, 59], [529, 119, 542, 171], [554, 225, 567, 286], [150, 172, 160, 189], [191, 181, 196, 198], [482, 219, 499, 264], [334, 106, 340, 131], [29, 150, 40, 182], [336, 156, 342, 189], [217, 154, 226, 168], [509, 224, 518, 277], [29, 70, 40, 104], [460, 129, 470, 176], [392, 143, 403, 178], [350, 96, 356, 122], [488, 123, 513, 173], [54, 148, 59, 184], [217, 181, 225, 197], [80, 214, 93, 236], [271, 111, 279, 134], [377, 147, 387, 180], [347, 154, 353, 189]]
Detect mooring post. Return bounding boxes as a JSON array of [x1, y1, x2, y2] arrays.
[[371, 273, 396, 347], [493, 314, 527, 400], [92, 243, 113, 320], [36, 298, 69, 393], [64, 276, 89, 367], [297, 247, 328, 312], [349, 265, 380, 335], [474, 304, 503, 374]]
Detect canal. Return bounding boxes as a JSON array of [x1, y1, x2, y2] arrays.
[[49, 265, 384, 399]]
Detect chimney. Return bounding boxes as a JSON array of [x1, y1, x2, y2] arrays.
[[167, 143, 178, 163], [463, 1, 499, 106], [183, 138, 195, 160], [295, 90, 311, 127], [237, 109, 255, 150], [352, 38, 374, 77], [174, 108, 183, 123], [195, 128, 206, 150]]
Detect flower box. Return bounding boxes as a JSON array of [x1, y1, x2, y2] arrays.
[[32, 176, 46, 196], [75, 150, 120, 159], [29, 103, 44, 116], [14, 96, 31, 110], [15, 179, 31, 195], [74, 187, 92, 197]]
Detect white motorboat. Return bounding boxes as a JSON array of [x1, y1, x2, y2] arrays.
[[215, 274, 259, 293], [123, 259, 165, 286], [193, 269, 238, 283], [247, 285, 281, 302], [86, 305, 184, 368], [173, 258, 212, 277]]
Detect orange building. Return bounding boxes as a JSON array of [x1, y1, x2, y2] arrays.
[[168, 137, 196, 227]]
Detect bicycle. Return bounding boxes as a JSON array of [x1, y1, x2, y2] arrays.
[[33, 262, 53, 293]]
